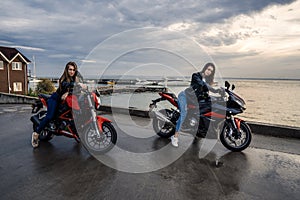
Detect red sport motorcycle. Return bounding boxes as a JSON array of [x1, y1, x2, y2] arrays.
[[30, 88, 117, 154], [149, 81, 251, 152]]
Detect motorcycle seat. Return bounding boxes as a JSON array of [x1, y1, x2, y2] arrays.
[[161, 92, 177, 99], [38, 94, 51, 100]]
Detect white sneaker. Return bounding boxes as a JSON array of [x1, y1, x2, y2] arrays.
[[171, 135, 179, 147], [31, 132, 39, 148]]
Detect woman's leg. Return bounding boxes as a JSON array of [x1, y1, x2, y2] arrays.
[[175, 91, 187, 133], [171, 91, 187, 147], [32, 93, 59, 148], [36, 99, 58, 134]]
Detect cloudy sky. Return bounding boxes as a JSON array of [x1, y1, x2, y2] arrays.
[[1, 0, 299, 79]]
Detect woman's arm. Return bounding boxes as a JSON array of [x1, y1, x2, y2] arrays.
[[191, 73, 219, 93], [75, 76, 87, 90], [191, 73, 208, 92], [206, 84, 219, 93], [61, 81, 75, 89]]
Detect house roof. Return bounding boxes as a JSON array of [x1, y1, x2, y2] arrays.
[[0, 46, 31, 63]]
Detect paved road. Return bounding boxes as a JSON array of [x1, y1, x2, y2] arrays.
[[0, 104, 299, 200]]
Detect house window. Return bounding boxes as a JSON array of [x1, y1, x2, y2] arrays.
[[12, 62, 22, 70], [0, 61, 3, 70], [13, 82, 22, 92]]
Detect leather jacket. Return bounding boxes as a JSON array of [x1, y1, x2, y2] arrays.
[[56, 72, 84, 97], [189, 72, 218, 100], [56, 78, 76, 97]]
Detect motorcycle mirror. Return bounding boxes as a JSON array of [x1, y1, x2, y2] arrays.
[[225, 81, 230, 89], [232, 84, 235, 90], [95, 89, 100, 97]]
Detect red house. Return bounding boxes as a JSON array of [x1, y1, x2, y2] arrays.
[[0, 46, 31, 95]]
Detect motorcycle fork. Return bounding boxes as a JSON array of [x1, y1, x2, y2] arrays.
[[87, 94, 102, 137], [227, 116, 242, 137]]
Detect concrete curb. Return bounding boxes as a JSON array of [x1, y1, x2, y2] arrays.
[[0, 92, 38, 104], [99, 105, 150, 118], [1, 92, 299, 139], [247, 122, 300, 139]]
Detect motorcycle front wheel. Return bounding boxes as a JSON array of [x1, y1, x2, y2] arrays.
[[152, 109, 176, 138], [220, 121, 252, 152], [82, 122, 117, 154]]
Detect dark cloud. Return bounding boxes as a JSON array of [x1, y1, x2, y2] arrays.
[[0, 0, 297, 77], [112, 0, 296, 25]]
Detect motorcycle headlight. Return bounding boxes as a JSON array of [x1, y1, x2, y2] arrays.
[[232, 93, 246, 110], [236, 98, 246, 110]]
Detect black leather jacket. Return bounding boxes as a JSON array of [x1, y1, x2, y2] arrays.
[[56, 72, 84, 97], [190, 72, 218, 100], [56, 78, 76, 97]]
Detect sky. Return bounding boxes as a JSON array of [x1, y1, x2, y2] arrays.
[[1, 0, 300, 79]]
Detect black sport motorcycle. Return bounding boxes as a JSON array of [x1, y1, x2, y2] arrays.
[[149, 81, 252, 152]]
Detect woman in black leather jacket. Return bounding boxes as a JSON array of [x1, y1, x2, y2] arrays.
[[31, 61, 86, 148], [190, 62, 221, 100], [171, 63, 222, 147]]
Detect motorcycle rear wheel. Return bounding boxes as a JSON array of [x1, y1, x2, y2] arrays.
[[82, 122, 117, 154], [220, 121, 252, 152], [152, 109, 176, 138]]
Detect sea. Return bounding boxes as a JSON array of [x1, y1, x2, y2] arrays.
[[29, 78, 300, 128], [99, 79, 300, 128]]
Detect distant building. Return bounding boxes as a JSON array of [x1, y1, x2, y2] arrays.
[[0, 46, 31, 94]]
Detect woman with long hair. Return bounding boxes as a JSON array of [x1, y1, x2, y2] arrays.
[[171, 63, 222, 147], [31, 61, 86, 148]]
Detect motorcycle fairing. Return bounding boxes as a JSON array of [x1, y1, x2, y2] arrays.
[[159, 92, 178, 107], [96, 116, 112, 132], [203, 112, 225, 119], [66, 95, 80, 110], [92, 92, 101, 110]]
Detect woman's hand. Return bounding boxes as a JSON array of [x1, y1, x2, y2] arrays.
[[217, 88, 226, 96], [61, 92, 69, 100], [78, 83, 87, 90]]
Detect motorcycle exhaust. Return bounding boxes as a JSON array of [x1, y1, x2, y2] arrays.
[[30, 115, 41, 125], [59, 130, 75, 138], [152, 111, 175, 127]]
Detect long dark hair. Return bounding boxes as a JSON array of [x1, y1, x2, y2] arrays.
[[58, 61, 78, 91], [200, 62, 216, 85]]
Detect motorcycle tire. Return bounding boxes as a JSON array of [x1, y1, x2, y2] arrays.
[[220, 121, 252, 152], [153, 109, 176, 138], [32, 111, 54, 142], [82, 122, 117, 154]]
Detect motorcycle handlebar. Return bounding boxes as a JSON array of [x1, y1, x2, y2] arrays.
[[218, 87, 227, 97]]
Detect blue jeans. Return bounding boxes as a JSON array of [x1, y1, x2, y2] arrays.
[[176, 91, 187, 132], [36, 92, 59, 134]]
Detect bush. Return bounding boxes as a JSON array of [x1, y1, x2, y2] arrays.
[[27, 87, 37, 97], [35, 79, 56, 94]]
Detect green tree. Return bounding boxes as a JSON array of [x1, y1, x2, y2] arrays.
[[35, 79, 56, 94], [27, 87, 37, 97]]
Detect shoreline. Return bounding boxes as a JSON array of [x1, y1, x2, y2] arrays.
[[28, 76, 300, 84]]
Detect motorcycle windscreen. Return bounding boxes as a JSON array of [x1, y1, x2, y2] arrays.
[[66, 95, 80, 110]]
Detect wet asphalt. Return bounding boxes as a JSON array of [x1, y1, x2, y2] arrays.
[[0, 104, 299, 200]]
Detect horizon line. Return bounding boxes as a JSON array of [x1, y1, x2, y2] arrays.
[[30, 75, 300, 81]]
